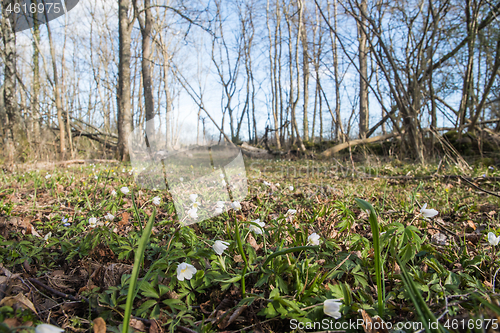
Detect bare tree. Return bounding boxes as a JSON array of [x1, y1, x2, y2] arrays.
[[117, 0, 134, 160], [301, 0, 310, 142], [357, 0, 368, 139], [285, 0, 306, 152], [134, 0, 155, 130], [1, 0, 19, 159]]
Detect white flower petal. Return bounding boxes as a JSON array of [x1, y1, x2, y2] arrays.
[[420, 203, 438, 218], [324, 299, 342, 319], [35, 324, 65, 333], [177, 262, 197, 281], [152, 196, 161, 206], [488, 232, 500, 246], [308, 232, 321, 246], [213, 240, 230, 255]]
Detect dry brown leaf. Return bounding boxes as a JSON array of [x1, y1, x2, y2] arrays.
[[149, 320, 162, 333], [234, 255, 243, 263], [130, 318, 146, 332], [219, 305, 247, 329], [360, 309, 389, 333], [2, 318, 21, 328], [93, 317, 107, 333], [120, 212, 130, 226], [393, 262, 401, 275], [466, 220, 476, 231], [0, 293, 37, 314], [247, 233, 262, 251]]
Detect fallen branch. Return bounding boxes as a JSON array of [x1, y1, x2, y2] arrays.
[[240, 142, 275, 159], [28, 277, 85, 302], [458, 175, 500, 199], [322, 133, 399, 157], [55, 159, 119, 166]]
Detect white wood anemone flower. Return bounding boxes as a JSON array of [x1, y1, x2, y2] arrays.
[[120, 187, 130, 195], [213, 240, 230, 255], [152, 196, 161, 206], [307, 232, 321, 246], [286, 209, 297, 216], [215, 207, 223, 215], [231, 201, 241, 210], [190, 194, 198, 203], [187, 208, 198, 219], [488, 232, 500, 246], [289, 185, 294, 191], [249, 219, 266, 235], [88, 217, 97, 228], [111, 190, 117, 196], [323, 299, 342, 319], [420, 203, 438, 219], [105, 213, 115, 221], [177, 262, 197, 281], [35, 324, 65, 333]]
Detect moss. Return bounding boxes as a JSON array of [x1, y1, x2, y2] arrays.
[[473, 157, 495, 167]]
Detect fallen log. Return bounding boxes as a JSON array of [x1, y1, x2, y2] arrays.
[[240, 142, 276, 159], [322, 133, 399, 157]]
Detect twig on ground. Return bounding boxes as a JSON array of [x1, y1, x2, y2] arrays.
[[27, 277, 86, 302], [458, 175, 500, 199]]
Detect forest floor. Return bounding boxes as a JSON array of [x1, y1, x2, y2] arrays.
[[1, 157, 500, 333]]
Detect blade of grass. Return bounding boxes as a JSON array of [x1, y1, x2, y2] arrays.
[[390, 238, 448, 333], [122, 207, 156, 333], [234, 218, 249, 298], [262, 246, 319, 267], [355, 198, 384, 317], [131, 190, 143, 231]]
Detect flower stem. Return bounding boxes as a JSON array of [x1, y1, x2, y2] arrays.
[[234, 218, 248, 298], [122, 207, 156, 333]]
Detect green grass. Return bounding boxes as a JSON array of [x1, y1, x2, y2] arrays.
[[1, 159, 500, 332]]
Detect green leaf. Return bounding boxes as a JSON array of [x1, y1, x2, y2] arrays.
[[355, 198, 384, 317], [140, 283, 159, 299], [158, 284, 170, 297], [162, 298, 186, 311], [262, 246, 318, 267], [121, 208, 157, 333], [136, 299, 158, 317], [215, 275, 242, 283]]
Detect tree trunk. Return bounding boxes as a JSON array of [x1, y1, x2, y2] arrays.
[[358, 0, 369, 139], [1, 0, 19, 153], [140, 0, 155, 130], [117, 0, 133, 161], [31, 0, 41, 148], [458, 0, 476, 136], [45, 18, 66, 160], [301, 0, 309, 142], [329, 0, 344, 142]]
